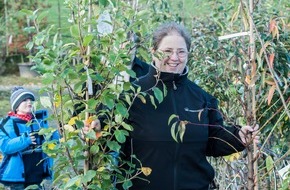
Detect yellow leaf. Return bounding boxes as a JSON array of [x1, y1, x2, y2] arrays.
[[267, 85, 276, 105], [245, 75, 251, 85], [268, 53, 275, 68], [47, 143, 56, 150], [141, 167, 152, 176], [224, 152, 241, 162], [97, 166, 106, 172], [259, 41, 271, 58], [85, 116, 94, 126], [68, 116, 79, 126], [64, 124, 75, 132], [54, 94, 61, 108], [269, 19, 276, 33], [265, 78, 276, 86], [63, 177, 69, 183]]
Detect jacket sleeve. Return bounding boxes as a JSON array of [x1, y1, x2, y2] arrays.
[[0, 121, 32, 155], [206, 97, 245, 157]]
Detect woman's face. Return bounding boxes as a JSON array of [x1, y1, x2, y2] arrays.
[[153, 34, 188, 74], [16, 99, 33, 114]]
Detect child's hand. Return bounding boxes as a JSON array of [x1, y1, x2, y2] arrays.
[[29, 133, 37, 144]]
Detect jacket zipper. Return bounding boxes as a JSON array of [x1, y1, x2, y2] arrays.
[[173, 81, 177, 90], [171, 79, 178, 190]]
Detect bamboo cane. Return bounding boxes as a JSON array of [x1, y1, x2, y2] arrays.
[[84, 0, 93, 176], [247, 0, 258, 189]]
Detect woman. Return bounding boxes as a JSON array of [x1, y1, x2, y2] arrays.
[[0, 87, 57, 189], [121, 22, 259, 190]]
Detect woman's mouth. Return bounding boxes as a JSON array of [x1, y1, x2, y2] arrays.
[[166, 63, 179, 67]]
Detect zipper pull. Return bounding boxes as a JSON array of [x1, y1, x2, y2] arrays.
[[173, 81, 177, 90], [184, 107, 204, 113]]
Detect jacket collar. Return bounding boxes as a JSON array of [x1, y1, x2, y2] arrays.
[[147, 63, 188, 88]]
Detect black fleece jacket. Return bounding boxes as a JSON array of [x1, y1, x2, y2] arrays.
[[124, 64, 245, 190]]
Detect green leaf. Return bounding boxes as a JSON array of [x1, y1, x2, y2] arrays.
[[136, 10, 150, 18], [153, 87, 163, 103], [170, 121, 178, 142], [75, 120, 84, 129], [64, 176, 81, 189], [121, 122, 133, 131], [70, 25, 80, 38], [266, 155, 274, 173], [125, 94, 132, 105], [123, 82, 132, 91], [168, 114, 178, 125], [90, 144, 100, 154], [103, 96, 114, 109], [87, 99, 98, 110], [149, 95, 157, 109], [36, 11, 49, 23], [114, 129, 127, 143], [116, 103, 127, 116], [163, 84, 168, 97], [40, 96, 52, 109], [83, 34, 94, 46], [42, 73, 55, 84], [137, 94, 146, 104], [122, 179, 133, 189], [127, 69, 136, 79], [26, 41, 34, 50], [20, 9, 33, 16], [82, 170, 97, 184], [99, 0, 109, 7], [107, 141, 121, 152], [179, 121, 187, 142], [114, 114, 122, 124], [86, 130, 97, 140]]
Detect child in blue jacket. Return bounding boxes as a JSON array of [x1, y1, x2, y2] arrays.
[[0, 86, 57, 189]]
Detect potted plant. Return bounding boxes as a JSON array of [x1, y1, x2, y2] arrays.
[[3, 0, 49, 77]]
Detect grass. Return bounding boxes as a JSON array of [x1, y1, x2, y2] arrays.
[[0, 91, 10, 118], [0, 75, 42, 86]]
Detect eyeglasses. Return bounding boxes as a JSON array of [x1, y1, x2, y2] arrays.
[[160, 49, 188, 58]]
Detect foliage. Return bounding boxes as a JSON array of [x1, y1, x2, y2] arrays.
[[29, 0, 173, 189], [184, 0, 289, 188], [0, 0, 50, 75], [27, 0, 289, 189]]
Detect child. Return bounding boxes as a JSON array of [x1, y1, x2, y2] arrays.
[[0, 86, 55, 189]]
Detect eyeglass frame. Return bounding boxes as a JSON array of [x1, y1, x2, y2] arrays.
[[159, 48, 189, 58]]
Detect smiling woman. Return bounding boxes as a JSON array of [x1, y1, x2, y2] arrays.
[[116, 21, 260, 190]]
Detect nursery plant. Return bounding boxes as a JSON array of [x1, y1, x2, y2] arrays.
[[27, 0, 289, 189]]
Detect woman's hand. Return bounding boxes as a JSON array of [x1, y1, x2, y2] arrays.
[[83, 119, 101, 133], [239, 124, 260, 145], [82, 119, 102, 139]]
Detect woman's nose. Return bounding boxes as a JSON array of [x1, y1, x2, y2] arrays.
[[169, 52, 179, 60]]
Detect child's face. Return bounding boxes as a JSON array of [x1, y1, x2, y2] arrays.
[[16, 98, 34, 114]]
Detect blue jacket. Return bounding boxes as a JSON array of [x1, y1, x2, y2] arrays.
[[0, 110, 57, 183]]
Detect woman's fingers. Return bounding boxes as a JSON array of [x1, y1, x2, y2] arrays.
[[239, 124, 260, 144], [91, 119, 101, 131]]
